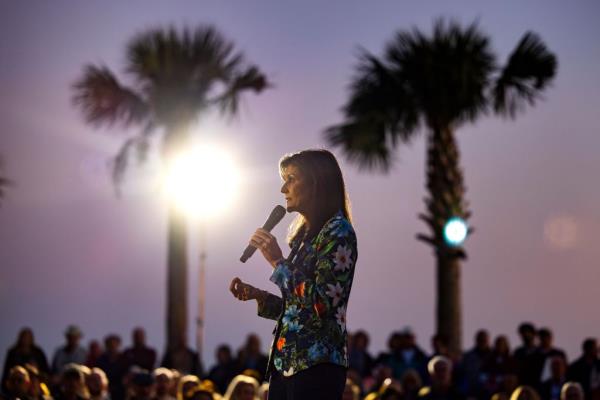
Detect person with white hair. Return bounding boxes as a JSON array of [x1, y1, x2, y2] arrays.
[[560, 382, 584, 400], [152, 368, 175, 400], [418, 356, 465, 399], [222, 375, 259, 400], [87, 368, 110, 400]]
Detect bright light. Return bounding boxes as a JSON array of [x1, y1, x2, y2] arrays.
[[444, 217, 468, 247], [163, 144, 240, 220]]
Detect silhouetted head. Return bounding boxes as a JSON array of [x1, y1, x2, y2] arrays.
[[560, 382, 584, 400], [133, 327, 146, 347], [518, 322, 536, 345], [427, 356, 452, 387], [475, 329, 490, 350], [582, 338, 597, 359], [16, 327, 34, 349], [538, 328, 553, 349]]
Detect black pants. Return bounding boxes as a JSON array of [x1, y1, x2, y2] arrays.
[[268, 363, 347, 400]]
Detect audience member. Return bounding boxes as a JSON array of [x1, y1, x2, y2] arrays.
[[540, 356, 568, 400], [2, 366, 31, 400], [128, 371, 154, 400], [160, 334, 201, 377], [55, 364, 87, 400], [2, 328, 49, 393], [85, 343, 103, 369], [514, 322, 539, 387], [234, 335, 266, 384], [152, 368, 175, 400], [96, 335, 125, 400], [509, 385, 541, 400], [400, 369, 422, 400], [481, 335, 516, 398], [537, 328, 567, 384], [222, 375, 258, 400], [343, 377, 361, 400], [567, 337, 600, 398], [459, 329, 491, 398], [24, 364, 53, 400], [560, 382, 584, 400], [418, 356, 465, 400], [207, 346, 237, 396], [123, 329, 156, 372], [52, 327, 88, 376], [86, 368, 109, 400], [349, 330, 375, 379]]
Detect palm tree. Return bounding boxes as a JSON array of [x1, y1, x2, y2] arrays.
[[326, 19, 556, 355], [73, 26, 269, 353]]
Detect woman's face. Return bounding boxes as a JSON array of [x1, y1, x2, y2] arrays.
[[280, 164, 311, 215]]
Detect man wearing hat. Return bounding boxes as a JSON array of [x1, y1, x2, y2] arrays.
[[51, 325, 88, 376]]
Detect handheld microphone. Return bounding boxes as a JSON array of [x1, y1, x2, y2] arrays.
[[240, 205, 287, 263]]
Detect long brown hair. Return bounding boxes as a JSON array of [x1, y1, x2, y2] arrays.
[[279, 149, 351, 243]]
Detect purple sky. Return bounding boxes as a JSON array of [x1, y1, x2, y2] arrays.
[[1, 0, 599, 369]]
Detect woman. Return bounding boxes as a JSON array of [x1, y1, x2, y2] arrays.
[[223, 375, 259, 400], [230, 149, 357, 399], [2, 328, 49, 393]]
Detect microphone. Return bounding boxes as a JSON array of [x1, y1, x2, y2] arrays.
[[240, 205, 287, 263]]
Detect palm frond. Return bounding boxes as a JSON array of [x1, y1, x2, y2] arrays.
[[215, 65, 271, 115], [325, 50, 419, 171], [72, 65, 149, 127], [493, 32, 557, 118], [325, 119, 395, 172]]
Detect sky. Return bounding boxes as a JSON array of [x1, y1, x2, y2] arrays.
[[1, 0, 599, 370]]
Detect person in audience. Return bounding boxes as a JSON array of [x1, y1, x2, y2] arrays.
[[123, 329, 156, 372], [86, 343, 103, 369], [567, 337, 600, 398], [152, 368, 175, 400], [376, 329, 428, 381], [256, 382, 269, 400], [537, 328, 567, 384], [509, 385, 541, 400], [207, 346, 237, 396], [400, 369, 422, 400], [514, 322, 539, 387], [86, 368, 109, 400], [97, 335, 125, 400], [459, 329, 491, 398], [176, 376, 200, 400], [481, 335, 516, 398], [160, 333, 201, 377], [52, 327, 88, 376], [2, 366, 31, 400], [418, 356, 464, 400], [55, 364, 87, 400], [560, 382, 584, 400], [540, 356, 568, 400], [222, 375, 258, 400], [2, 328, 49, 393], [24, 364, 53, 400], [349, 330, 375, 379], [185, 381, 218, 400], [235, 335, 267, 383], [128, 371, 154, 400], [342, 377, 361, 400]]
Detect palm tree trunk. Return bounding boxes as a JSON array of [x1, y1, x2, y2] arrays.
[[167, 205, 188, 351], [419, 125, 469, 357]]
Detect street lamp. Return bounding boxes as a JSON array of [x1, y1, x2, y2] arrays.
[[443, 217, 468, 247], [163, 143, 240, 360]]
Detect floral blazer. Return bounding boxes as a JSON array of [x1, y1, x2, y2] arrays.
[[256, 211, 357, 377]]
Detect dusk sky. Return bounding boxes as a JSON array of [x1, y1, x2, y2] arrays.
[[1, 0, 599, 369]]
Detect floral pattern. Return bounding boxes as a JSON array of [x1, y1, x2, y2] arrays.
[[256, 211, 357, 377]]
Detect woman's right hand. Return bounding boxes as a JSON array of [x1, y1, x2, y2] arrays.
[[229, 277, 260, 301]]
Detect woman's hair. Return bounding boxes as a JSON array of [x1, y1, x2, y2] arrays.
[[223, 374, 259, 400], [279, 149, 351, 243], [510, 386, 541, 400]]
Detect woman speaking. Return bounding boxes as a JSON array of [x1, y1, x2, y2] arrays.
[[230, 149, 358, 400]]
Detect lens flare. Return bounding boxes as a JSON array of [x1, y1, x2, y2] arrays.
[[444, 217, 468, 247], [163, 144, 240, 219]]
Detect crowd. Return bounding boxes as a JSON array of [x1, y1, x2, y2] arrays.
[[1, 322, 598, 400]]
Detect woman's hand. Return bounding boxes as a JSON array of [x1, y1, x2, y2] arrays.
[[229, 277, 261, 301], [249, 228, 284, 268]]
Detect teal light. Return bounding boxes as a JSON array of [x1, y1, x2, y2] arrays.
[[444, 217, 468, 247]]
